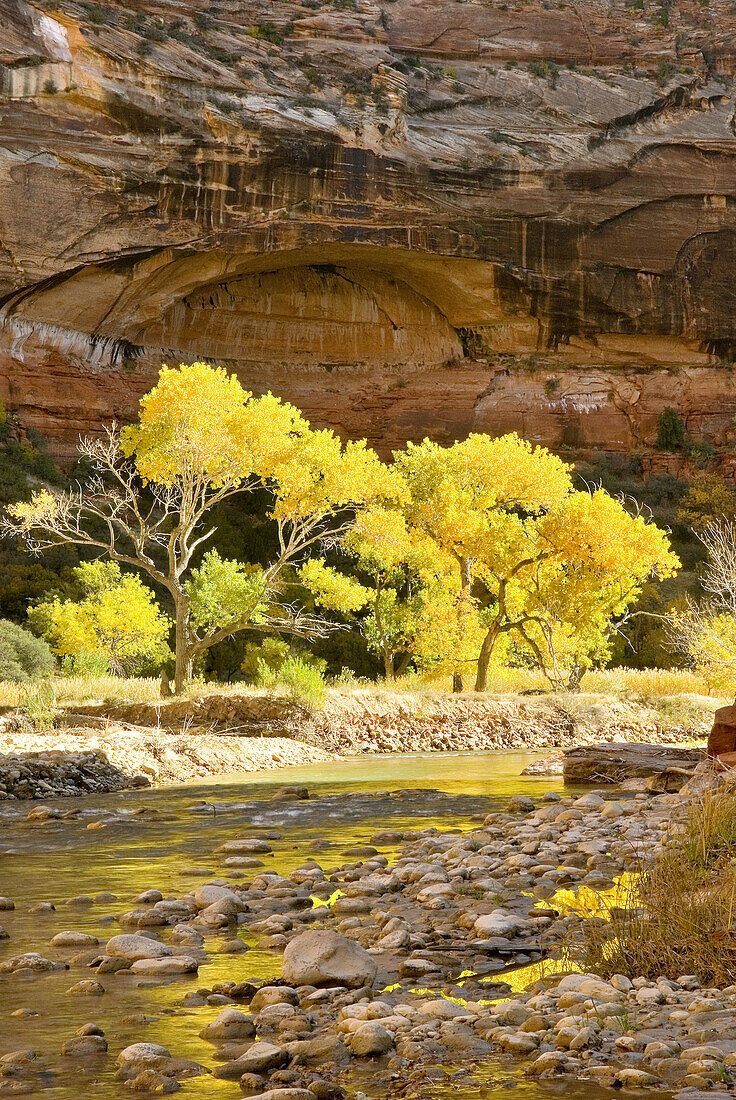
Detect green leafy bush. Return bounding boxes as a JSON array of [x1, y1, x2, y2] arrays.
[[0, 620, 54, 682], [241, 638, 290, 681], [656, 406, 687, 451], [257, 654, 327, 710]]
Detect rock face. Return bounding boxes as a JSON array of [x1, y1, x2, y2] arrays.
[[707, 702, 736, 759], [563, 741, 705, 784], [2, 2, 736, 461], [282, 929, 377, 988]]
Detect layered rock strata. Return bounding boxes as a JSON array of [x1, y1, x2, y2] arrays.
[[2, 0, 736, 461]]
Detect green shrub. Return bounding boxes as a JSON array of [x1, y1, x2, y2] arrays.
[[257, 654, 327, 710], [529, 60, 560, 85], [242, 638, 290, 681], [61, 651, 109, 676], [0, 620, 54, 682], [656, 406, 687, 451], [246, 22, 286, 45]]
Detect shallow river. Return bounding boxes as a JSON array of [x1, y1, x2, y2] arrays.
[[0, 752, 656, 1099]]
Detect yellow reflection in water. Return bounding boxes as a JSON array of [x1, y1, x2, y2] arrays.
[[544, 873, 637, 919]]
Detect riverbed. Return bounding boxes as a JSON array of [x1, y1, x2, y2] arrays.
[[0, 751, 663, 1100]]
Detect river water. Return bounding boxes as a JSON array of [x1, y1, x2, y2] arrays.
[[0, 751, 650, 1099]]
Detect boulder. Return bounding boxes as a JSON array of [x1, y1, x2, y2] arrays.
[[473, 911, 525, 937], [507, 795, 535, 812], [61, 1035, 108, 1056], [563, 743, 704, 784], [65, 979, 105, 995], [709, 703, 736, 759], [348, 1022, 394, 1056], [105, 935, 172, 961], [115, 1044, 205, 1081], [193, 885, 242, 908], [129, 956, 199, 975], [51, 932, 100, 948], [212, 1042, 288, 1078], [246, 1092, 315, 1100], [270, 787, 309, 801], [282, 931, 377, 989], [199, 1009, 255, 1042], [0, 953, 68, 973], [217, 839, 272, 855]]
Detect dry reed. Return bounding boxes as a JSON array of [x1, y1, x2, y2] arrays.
[[579, 779, 736, 986]]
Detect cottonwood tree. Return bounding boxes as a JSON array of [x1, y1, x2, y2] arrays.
[[393, 434, 678, 692], [393, 434, 571, 691], [502, 490, 680, 690], [342, 505, 426, 680], [29, 560, 170, 675], [3, 362, 400, 692]]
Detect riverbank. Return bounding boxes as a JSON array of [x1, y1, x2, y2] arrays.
[[0, 725, 336, 799], [0, 687, 718, 797]]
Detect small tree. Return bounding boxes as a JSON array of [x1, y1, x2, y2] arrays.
[[677, 474, 736, 532], [503, 490, 680, 690], [393, 433, 573, 691], [0, 619, 54, 681], [29, 561, 171, 675], [668, 519, 736, 690], [656, 407, 687, 451], [3, 363, 400, 692], [342, 505, 426, 680]]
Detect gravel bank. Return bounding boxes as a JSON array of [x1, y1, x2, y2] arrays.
[[0, 725, 336, 798]]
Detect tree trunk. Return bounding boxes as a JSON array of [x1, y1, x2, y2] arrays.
[[383, 646, 394, 681], [474, 624, 500, 692], [567, 663, 585, 692], [394, 652, 412, 678], [173, 593, 192, 695], [452, 556, 473, 694]]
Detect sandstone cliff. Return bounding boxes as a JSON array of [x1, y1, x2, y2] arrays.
[[1, 0, 736, 465]]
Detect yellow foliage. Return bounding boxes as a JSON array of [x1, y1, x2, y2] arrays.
[[298, 560, 369, 614], [29, 561, 171, 675], [670, 607, 736, 693], [394, 433, 572, 558], [393, 434, 678, 688], [122, 362, 401, 521], [345, 505, 413, 573], [7, 488, 59, 531], [677, 474, 736, 531]]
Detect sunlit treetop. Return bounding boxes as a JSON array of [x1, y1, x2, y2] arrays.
[[121, 362, 262, 488], [394, 433, 573, 560], [538, 489, 680, 581], [265, 432, 405, 523], [121, 362, 402, 520]]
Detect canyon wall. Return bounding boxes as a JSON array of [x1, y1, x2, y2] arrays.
[[2, 0, 736, 466]]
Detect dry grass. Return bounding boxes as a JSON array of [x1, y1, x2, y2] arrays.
[[0, 675, 167, 708], [580, 780, 736, 986], [396, 665, 719, 699], [0, 666, 724, 711]]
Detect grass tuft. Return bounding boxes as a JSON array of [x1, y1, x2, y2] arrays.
[[579, 777, 736, 987]]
